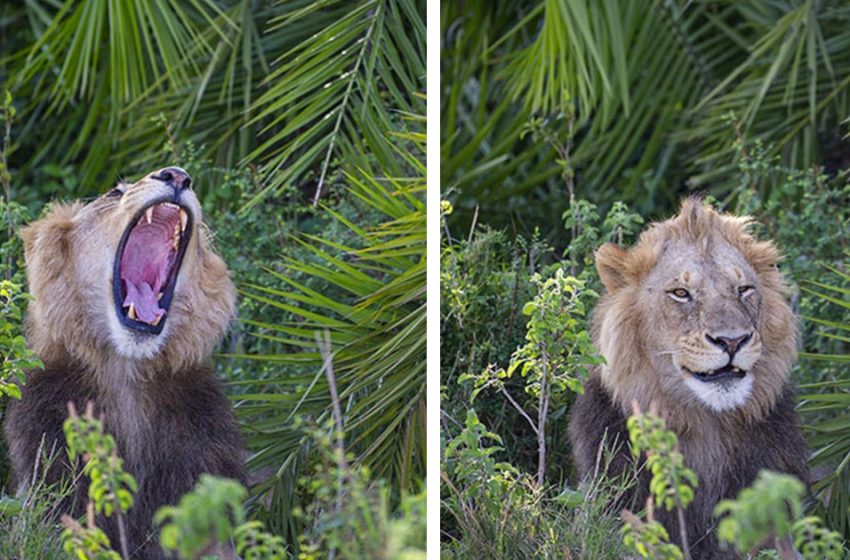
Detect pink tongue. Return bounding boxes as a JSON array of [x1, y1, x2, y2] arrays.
[[120, 210, 177, 324]]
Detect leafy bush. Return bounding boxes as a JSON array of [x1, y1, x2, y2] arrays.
[[441, 409, 629, 559], [715, 471, 844, 559], [460, 269, 603, 486]]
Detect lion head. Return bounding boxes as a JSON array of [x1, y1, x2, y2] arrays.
[[592, 198, 795, 426], [22, 167, 235, 374]]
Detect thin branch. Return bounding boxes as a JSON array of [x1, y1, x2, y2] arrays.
[[676, 495, 692, 560], [497, 385, 538, 436], [536, 343, 550, 487], [315, 329, 348, 472]]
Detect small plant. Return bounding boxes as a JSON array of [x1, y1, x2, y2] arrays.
[[624, 405, 697, 559], [296, 418, 426, 560], [461, 268, 604, 486], [714, 470, 845, 559], [155, 474, 287, 560], [0, 280, 41, 398], [61, 504, 122, 560], [234, 521, 288, 560], [63, 402, 138, 558], [620, 502, 684, 560]]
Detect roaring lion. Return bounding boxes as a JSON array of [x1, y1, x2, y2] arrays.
[[4, 167, 244, 559], [568, 198, 808, 559]]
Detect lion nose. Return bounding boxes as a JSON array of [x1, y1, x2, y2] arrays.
[[155, 167, 192, 193], [706, 333, 752, 355]]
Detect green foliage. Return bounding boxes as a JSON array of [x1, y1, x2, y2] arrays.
[[714, 470, 845, 559], [63, 403, 138, 519], [462, 269, 601, 401], [0, 462, 71, 558], [620, 508, 684, 560], [2, 0, 425, 208], [511, 270, 602, 395], [443, 410, 529, 518], [155, 475, 247, 559], [623, 409, 695, 558], [441, 409, 629, 558], [154, 474, 288, 560], [61, 516, 121, 560], [460, 269, 603, 485], [626, 410, 698, 512], [234, 521, 287, 560], [0, 280, 41, 399], [238, 109, 426, 537], [295, 420, 426, 560], [795, 262, 850, 539], [442, 0, 850, 243]]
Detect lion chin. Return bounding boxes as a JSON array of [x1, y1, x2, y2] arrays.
[[568, 198, 808, 560]]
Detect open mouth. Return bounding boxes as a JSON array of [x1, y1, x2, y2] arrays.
[[684, 364, 747, 383], [113, 201, 192, 334]]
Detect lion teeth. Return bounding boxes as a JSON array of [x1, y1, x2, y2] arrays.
[[128, 303, 137, 321], [145, 207, 153, 224], [179, 209, 188, 232], [151, 314, 162, 326]]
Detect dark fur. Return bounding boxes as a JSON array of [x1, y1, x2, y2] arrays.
[[4, 361, 244, 559], [569, 374, 808, 559]]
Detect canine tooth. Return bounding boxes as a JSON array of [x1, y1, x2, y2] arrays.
[[151, 315, 162, 326], [157, 292, 163, 301], [145, 207, 153, 224], [179, 209, 188, 232], [128, 303, 137, 321]]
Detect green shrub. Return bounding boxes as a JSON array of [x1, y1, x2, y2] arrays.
[[715, 471, 844, 559]]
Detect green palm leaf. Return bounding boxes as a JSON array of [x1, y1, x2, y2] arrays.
[[236, 110, 426, 535], [798, 267, 850, 538], [242, 0, 426, 210]]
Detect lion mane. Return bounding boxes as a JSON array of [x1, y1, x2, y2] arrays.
[[569, 198, 808, 559]]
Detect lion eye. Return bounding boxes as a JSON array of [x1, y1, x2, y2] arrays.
[[105, 187, 124, 198], [668, 288, 692, 302], [738, 285, 755, 298]]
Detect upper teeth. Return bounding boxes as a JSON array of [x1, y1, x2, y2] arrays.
[[145, 207, 153, 224], [179, 209, 188, 232]]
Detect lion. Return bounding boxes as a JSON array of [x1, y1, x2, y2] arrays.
[[568, 198, 808, 559], [3, 167, 245, 559]]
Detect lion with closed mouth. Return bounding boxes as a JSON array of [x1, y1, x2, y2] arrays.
[[3, 167, 244, 559], [569, 199, 808, 559]]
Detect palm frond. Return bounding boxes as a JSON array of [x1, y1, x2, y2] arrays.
[[798, 268, 850, 538], [241, 0, 426, 210], [237, 110, 426, 533]]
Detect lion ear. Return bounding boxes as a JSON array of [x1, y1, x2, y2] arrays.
[[21, 203, 81, 286], [595, 242, 630, 293]]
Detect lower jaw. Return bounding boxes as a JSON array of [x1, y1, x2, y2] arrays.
[[684, 367, 747, 384]]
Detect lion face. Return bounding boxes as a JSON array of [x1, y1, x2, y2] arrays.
[[593, 199, 795, 423], [22, 167, 235, 371], [642, 238, 764, 411]]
